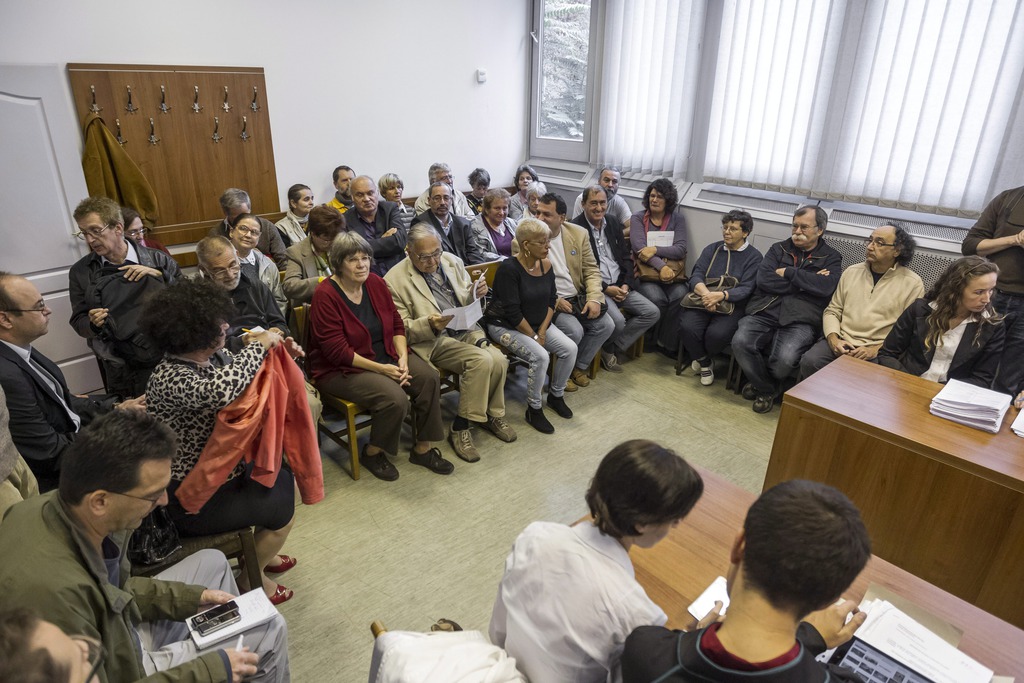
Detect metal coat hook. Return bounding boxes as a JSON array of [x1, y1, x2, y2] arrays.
[[250, 86, 261, 112], [212, 116, 223, 143], [115, 118, 127, 146], [240, 116, 250, 141], [159, 85, 171, 114], [89, 85, 102, 113], [147, 118, 160, 145], [125, 85, 139, 114], [192, 86, 203, 113], [221, 86, 232, 113]]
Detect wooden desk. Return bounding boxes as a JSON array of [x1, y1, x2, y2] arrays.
[[762, 356, 1024, 628], [631, 466, 1024, 678]]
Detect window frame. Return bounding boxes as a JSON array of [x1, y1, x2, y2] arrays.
[[528, 0, 601, 162]]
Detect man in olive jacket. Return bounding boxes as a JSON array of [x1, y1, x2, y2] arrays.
[[0, 411, 289, 683]]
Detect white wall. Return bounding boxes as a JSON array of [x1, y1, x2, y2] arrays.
[[0, 0, 533, 207]]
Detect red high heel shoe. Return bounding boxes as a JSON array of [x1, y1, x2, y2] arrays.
[[269, 584, 293, 605], [265, 555, 297, 574]]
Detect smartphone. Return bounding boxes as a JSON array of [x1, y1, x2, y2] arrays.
[[191, 601, 241, 636], [687, 576, 730, 621]]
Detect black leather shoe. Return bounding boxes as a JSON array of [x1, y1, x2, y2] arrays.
[[741, 382, 758, 401], [547, 394, 573, 419], [409, 447, 454, 475], [360, 446, 399, 481], [525, 407, 554, 434]]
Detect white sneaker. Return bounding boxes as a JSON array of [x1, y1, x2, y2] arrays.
[[691, 360, 701, 375], [700, 365, 714, 386]]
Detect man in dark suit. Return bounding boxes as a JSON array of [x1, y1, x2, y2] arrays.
[[348, 175, 408, 275], [0, 273, 144, 491], [572, 185, 659, 372], [412, 182, 488, 265]]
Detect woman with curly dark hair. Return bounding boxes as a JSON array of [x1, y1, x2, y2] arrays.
[[631, 179, 689, 350], [489, 439, 703, 683], [877, 255, 1005, 387], [140, 278, 299, 604], [509, 164, 540, 220]]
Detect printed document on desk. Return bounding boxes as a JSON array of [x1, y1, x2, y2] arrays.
[[855, 600, 993, 683], [929, 380, 1011, 433]]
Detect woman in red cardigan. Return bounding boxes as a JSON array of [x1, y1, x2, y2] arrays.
[[308, 232, 451, 481]]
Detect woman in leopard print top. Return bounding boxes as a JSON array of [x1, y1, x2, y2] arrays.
[[141, 278, 298, 604]]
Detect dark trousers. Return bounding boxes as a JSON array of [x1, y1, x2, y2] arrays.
[[993, 291, 1024, 395], [679, 308, 742, 361], [731, 314, 817, 395], [318, 353, 445, 456]]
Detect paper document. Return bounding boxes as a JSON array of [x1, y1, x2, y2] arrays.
[[687, 576, 729, 620], [647, 230, 675, 248], [441, 274, 486, 330], [929, 379, 1011, 434], [855, 600, 993, 683], [1011, 408, 1024, 438], [189, 589, 279, 649]]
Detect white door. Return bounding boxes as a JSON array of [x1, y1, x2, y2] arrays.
[[0, 63, 101, 392]]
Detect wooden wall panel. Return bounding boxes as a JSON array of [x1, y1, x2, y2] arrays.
[[66, 64, 278, 247]]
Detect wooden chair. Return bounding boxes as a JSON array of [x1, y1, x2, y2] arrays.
[[134, 527, 262, 591], [293, 304, 369, 480], [466, 259, 502, 287]]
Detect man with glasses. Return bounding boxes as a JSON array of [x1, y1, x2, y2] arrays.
[[385, 225, 515, 462], [572, 166, 633, 233], [348, 175, 408, 275], [0, 410, 290, 682], [572, 185, 659, 372], [70, 196, 181, 399], [412, 182, 488, 265], [414, 162, 475, 218], [0, 608, 105, 682], [0, 273, 145, 491], [195, 237, 321, 425], [799, 224, 923, 379], [731, 206, 842, 413]]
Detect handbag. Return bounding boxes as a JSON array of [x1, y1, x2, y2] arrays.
[[679, 246, 739, 315], [128, 507, 182, 565], [635, 212, 687, 283], [569, 290, 608, 320]]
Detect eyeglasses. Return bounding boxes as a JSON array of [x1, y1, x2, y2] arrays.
[[722, 226, 743, 233], [791, 224, 818, 233], [74, 224, 114, 240], [232, 226, 261, 236], [524, 239, 551, 246], [414, 250, 443, 263], [3, 299, 48, 314], [110, 488, 167, 504], [864, 237, 896, 247], [205, 262, 241, 279], [126, 227, 149, 239], [71, 634, 105, 681]]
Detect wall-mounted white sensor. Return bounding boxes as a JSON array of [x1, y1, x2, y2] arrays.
[[477, 69, 487, 83]]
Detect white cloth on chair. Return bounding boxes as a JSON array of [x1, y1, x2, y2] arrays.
[[370, 630, 526, 683]]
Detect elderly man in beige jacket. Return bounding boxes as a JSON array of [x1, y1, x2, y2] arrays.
[[385, 225, 516, 463], [799, 223, 924, 378]]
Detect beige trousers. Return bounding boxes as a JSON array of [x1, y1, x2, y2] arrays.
[[429, 333, 508, 422]]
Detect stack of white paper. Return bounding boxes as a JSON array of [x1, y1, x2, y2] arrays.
[[929, 380, 1011, 434]]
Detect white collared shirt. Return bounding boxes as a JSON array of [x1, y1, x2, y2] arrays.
[[489, 521, 666, 683], [547, 232, 577, 299], [588, 218, 621, 285], [101, 239, 139, 266], [921, 302, 980, 383]]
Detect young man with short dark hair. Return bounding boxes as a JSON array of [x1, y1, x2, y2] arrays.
[[621, 479, 871, 682]]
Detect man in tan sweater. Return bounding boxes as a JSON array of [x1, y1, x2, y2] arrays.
[[799, 224, 924, 378]]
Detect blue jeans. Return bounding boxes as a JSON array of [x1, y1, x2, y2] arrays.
[[604, 290, 661, 352], [993, 291, 1024, 394], [731, 314, 817, 395], [553, 310, 615, 369], [486, 323, 577, 409]]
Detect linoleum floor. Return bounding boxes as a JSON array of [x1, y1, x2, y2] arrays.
[[274, 351, 777, 682]]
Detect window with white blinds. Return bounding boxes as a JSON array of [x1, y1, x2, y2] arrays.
[[534, 0, 1024, 216]]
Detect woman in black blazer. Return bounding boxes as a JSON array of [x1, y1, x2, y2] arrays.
[[876, 256, 1004, 388]]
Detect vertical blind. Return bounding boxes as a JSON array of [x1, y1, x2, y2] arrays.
[[596, 0, 705, 178], [584, 0, 1024, 215]]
